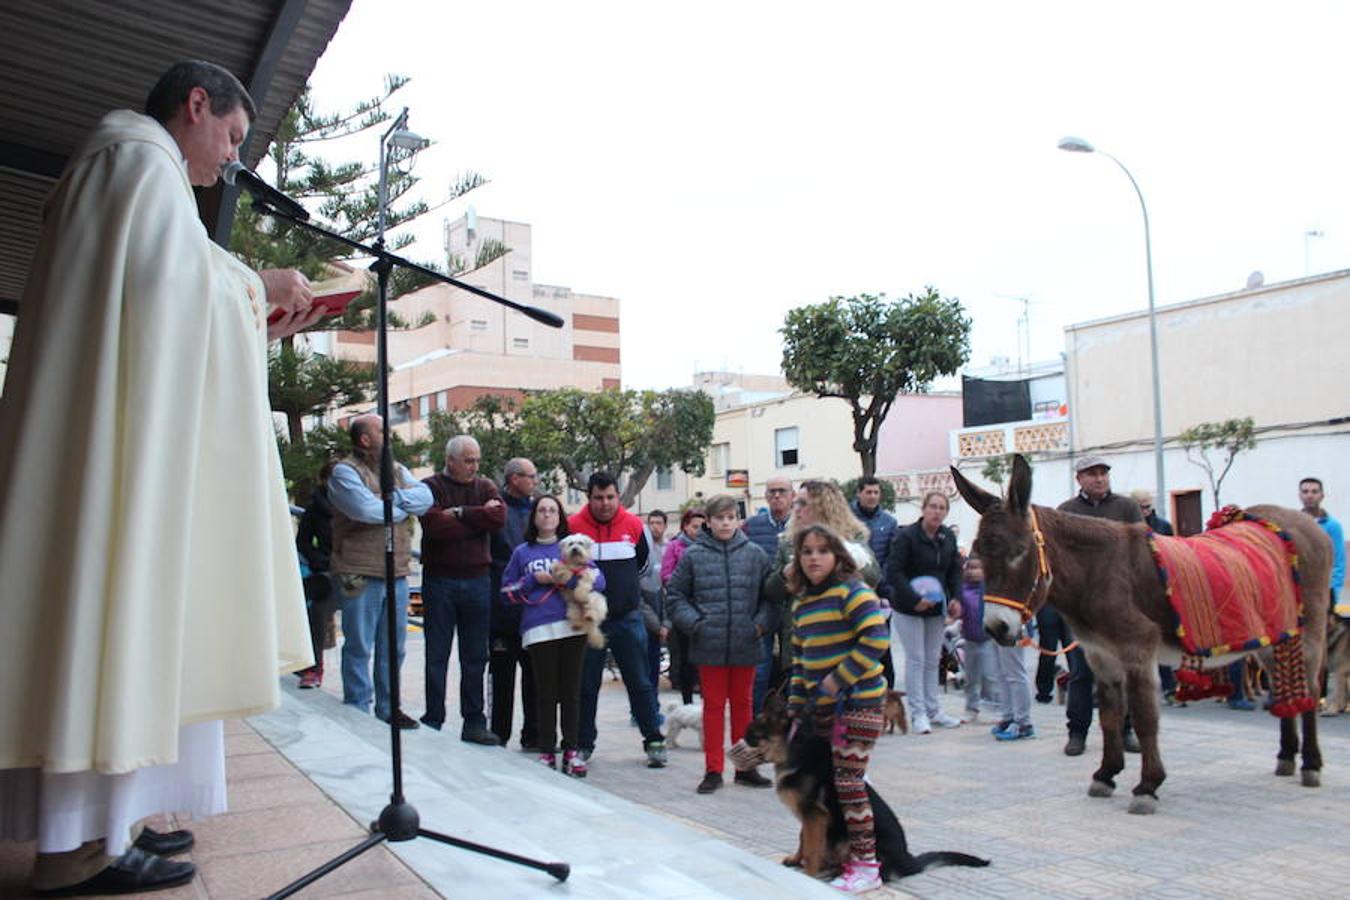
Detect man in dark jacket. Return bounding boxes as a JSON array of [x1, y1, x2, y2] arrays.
[[852, 477, 900, 688], [419, 435, 506, 744], [296, 461, 337, 689], [1057, 456, 1143, 756], [742, 475, 792, 711], [1130, 489, 1174, 535], [488, 457, 540, 748], [568, 472, 667, 768]]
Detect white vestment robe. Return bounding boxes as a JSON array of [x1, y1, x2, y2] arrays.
[[0, 107, 311, 815]]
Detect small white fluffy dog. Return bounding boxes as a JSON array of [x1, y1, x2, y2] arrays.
[[552, 534, 607, 648], [664, 702, 704, 748]]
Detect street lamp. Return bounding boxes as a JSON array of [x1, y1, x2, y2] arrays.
[[374, 108, 430, 413], [1057, 136, 1167, 509]]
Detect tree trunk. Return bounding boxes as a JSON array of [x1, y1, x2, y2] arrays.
[[621, 463, 655, 509], [851, 406, 876, 478]]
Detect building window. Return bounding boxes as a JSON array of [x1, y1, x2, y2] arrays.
[[437, 390, 448, 410], [775, 427, 799, 467], [512, 337, 529, 349], [390, 401, 410, 425], [512, 269, 529, 280], [709, 442, 729, 476], [470, 318, 488, 331], [418, 395, 430, 419], [656, 467, 672, 491]]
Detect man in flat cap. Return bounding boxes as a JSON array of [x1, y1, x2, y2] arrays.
[[1055, 456, 1144, 757]]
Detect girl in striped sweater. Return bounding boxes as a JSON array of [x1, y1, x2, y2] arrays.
[[786, 524, 890, 893]]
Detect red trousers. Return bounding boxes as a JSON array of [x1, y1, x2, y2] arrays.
[[699, 664, 756, 773]]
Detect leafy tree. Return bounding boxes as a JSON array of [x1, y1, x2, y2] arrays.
[[425, 395, 537, 487], [428, 388, 715, 506], [231, 75, 504, 495], [780, 288, 971, 478], [1179, 417, 1257, 507], [980, 454, 1013, 487], [516, 388, 716, 507]]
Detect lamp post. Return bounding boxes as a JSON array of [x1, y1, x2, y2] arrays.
[[1058, 136, 1166, 508], [374, 107, 430, 411]]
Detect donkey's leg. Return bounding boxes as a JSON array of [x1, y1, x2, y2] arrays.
[[1299, 709, 1322, 787], [1087, 649, 1126, 798], [1125, 664, 1165, 814], [1276, 716, 1299, 776]]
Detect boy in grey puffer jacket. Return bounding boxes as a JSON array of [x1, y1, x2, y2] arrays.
[[666, 495, 773, 794]]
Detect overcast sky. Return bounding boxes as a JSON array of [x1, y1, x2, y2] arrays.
[[306, 1, 1350, 390]]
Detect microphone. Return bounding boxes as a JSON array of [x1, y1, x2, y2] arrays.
[[221, 161, 310, 221]]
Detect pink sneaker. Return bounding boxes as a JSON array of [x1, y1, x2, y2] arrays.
[[298, 669, 322, 689], [562, 749, 587, 778], [829, 859, 881, 893], [537, 752, 557, 769]]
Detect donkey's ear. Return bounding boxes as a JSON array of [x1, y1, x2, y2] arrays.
[[951, 466, 998, 516], [1008, 454, 1033, 515]]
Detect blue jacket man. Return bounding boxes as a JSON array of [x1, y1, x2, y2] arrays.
[[850, 476, 898, 599]]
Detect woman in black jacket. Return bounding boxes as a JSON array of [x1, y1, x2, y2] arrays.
[[885, 491, 963, 734]]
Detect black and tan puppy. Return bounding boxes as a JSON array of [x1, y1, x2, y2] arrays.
[[743, 692, 989, 880]]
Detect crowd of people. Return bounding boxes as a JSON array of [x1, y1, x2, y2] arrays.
[[289, 443, 1345, 894]]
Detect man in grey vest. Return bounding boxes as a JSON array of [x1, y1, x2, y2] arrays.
[[329, 415, 433, 729]]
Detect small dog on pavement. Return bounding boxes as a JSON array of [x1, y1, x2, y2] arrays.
[[883, 689, 909, 735], [664, 702, 704, 748], [552, 534, 608, 648]]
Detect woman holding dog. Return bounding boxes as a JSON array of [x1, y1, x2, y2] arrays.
[[500, 495, 604, 777], [886, 491, 963, 735], [667, 495, 774, 794], [787, 523, 890, 893]]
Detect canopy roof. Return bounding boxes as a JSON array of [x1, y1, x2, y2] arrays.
[[0, 0, 352, 315]]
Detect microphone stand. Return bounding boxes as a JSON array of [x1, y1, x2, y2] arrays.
[[250, 198, 569, 897]]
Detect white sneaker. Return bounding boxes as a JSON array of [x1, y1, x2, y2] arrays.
[[931, 711, 962, 728], [829, 859, 881, 893], [912, 713, 932, 734]]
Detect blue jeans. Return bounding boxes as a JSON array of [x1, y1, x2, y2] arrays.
[[753, 632, 774, 714], [339, 576, 409, 721], [422, 574, 491, 730], [579, 610, 663, 752]]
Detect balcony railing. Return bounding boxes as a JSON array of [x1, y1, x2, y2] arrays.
[[950, 418, 1071, 459]]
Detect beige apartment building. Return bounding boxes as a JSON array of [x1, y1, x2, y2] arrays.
[[1063, 268, 1350, 532], [329, 213, 621, 442]]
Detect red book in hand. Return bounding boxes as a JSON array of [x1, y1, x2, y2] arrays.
[[267, 278, 364, 324]]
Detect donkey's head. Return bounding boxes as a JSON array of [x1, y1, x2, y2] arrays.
[[950, 454, 1048, 646]]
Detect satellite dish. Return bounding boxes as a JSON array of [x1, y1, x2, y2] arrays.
[[1246, 271, 1264, 289]]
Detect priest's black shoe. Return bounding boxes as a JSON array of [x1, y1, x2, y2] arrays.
[[461, 726, 503, 746], [733, 768, 772, 787], [134, 826, 194, 856], [35, 847, 195, 896]]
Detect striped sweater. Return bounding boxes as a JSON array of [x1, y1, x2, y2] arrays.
[[788, 578, 889, 711]]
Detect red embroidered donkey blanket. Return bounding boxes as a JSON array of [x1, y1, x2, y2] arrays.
[[1149, 518, 1301, 657]]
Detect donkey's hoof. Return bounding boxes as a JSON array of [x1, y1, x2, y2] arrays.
[[1128, 794, 1159, 815], [1275, 759, 1296, 777], [1301, 769, 1321, 788], [1088, 780, 1115, 798]]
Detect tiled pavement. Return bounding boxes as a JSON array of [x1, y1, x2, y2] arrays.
[[3, 634, 1349, 898]]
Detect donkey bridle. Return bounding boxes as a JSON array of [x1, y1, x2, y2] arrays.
[[983, 506, 1053, 624]]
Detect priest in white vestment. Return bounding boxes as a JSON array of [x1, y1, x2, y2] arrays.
[[0, 61, 320, 895]]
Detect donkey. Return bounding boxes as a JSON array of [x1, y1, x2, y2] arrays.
[[951, 455, 1332, 814]]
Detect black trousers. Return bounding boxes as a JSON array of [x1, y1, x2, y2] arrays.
[[670, 629, 699, 705], [527, 635, 588, 752], [490, 629, 538, 747], [303, 573, 337, 673], [1035, 606, 1070, 701]]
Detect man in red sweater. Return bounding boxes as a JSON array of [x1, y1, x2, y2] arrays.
[[569, 472, 667, 768], [419, 435, 507, 743]]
